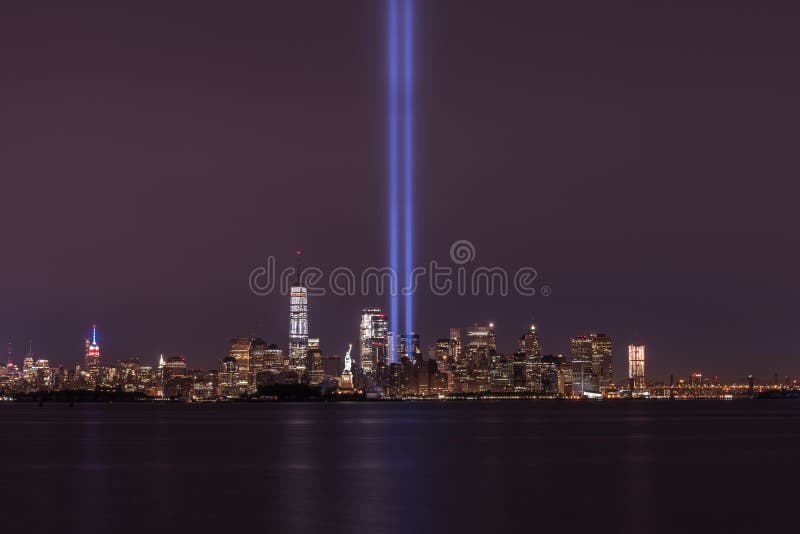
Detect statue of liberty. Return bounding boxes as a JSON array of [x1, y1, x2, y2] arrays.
[[343, 343, 352, 374], [339, 343, 355, 391]]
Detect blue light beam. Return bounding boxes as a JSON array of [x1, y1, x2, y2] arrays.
[[388, 0, 400, 362], [402, 0, 414, 349], [388, 0, 414, 362]]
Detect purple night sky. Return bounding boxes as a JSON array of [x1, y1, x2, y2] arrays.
[[0, 0, 798, 381]]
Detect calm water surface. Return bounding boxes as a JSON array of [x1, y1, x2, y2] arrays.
[[1, 401, 797, 533]]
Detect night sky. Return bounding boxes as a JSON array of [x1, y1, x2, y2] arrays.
[[1, 0, 797, 382]]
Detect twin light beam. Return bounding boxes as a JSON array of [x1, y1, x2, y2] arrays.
[[388, 0, 414, 362]]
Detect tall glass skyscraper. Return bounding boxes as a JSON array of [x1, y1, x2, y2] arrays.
[[289, 282, 309, 373], [359, 308, 389, 373], [628, 345, 646, 391], [571, 332, 613, 395], [570, 335, 593, 396], [520, 324, 543, 392]]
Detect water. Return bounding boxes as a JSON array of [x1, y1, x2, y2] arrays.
[[1, 401, 797, 533]]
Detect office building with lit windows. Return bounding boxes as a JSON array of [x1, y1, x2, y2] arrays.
[[359, 308, 389, 372], [628, 344, 646, 391], [288, 282, 309, 373]]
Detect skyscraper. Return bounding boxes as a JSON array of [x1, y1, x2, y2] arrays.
[[249, 338, 268, 386], [305, 345, 325, 386], [84, 324, 100, 376], [520, 324, 542, 392], [264, 344, 284, 374], [465, 323, 496, 364], [448, 328, 462, 362], [434, 339, 450, 362], [162, 356, 189, 399], [571, 332, 613, 395], [359, 308, 389, 372], [5, 340, 13, 374], [230, 338, 251, 386], [591, 333, 613, 392], [398, 332, 420, 359], [289, 253, 309, 373], [628, 345, 646, 391], [465, 323, 496, 392], [387, 331, 397, 363], [570, 335, 593, 396]]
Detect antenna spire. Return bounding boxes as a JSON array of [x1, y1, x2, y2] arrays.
[[295, 249, 303, 286], [91, 324, 97, 345]]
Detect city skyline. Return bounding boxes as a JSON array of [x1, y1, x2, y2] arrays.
[[2, 300, 794, 389], [2, 0, 798, 382], [2, 2, 798, 533]]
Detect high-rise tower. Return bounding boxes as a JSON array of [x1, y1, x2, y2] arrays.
[[520, 324, 543, 392], [570, 332, 612, 395], [359, 308, 389, 372], [448, 328, 462, 363], [288, 251, 309, 373], [570, 335, 593, 396], [230, 338, 252, 386], [628, 345, 646, 391], [84, 324, 101, 376]]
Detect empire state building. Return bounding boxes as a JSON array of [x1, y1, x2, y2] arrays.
[[84, 324, 101, 376]]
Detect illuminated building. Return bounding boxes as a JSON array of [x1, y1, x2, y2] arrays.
[[249, 338, 267, 388], [397, 332, 420, 359], [434, 338, 449, 363], [387, 331, 397, 363], [218, 356, 239, 397], [538, 355, 561, 395], [448, 328, 462, 362], [264, 344, 284, 374], [512, 352, 527, 391], [591, 333, 613, 392], [520, 324, 542, 392], [191, 369, 217, 400], [230, 338, 251, 385], [555, 354, 572, 395], [288, 253, 309, 373], [466, 323, 496, 357], [30, 359, 52, 391], [519, 324, 541, 357], [22, 353, 34, 381], [84, 325, 101, 379], [691, 372, 703, 388], [117, 357, 140, 392], [628, 345, 646, 391], [489, 354, 513, 392], [162, 356, 189, 399], [305, 346, 325, 386], [570, 336, 593, 396], [466, 324, 496, 389], [5, 340, 14, 376], [571, 333, 612, 395], [138, 366, 155, 390], [359, 308, 389, 372]]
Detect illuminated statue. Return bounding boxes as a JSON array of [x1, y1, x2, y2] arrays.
[[344, 344, 352, 374], [340, 343, 354, 391]]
